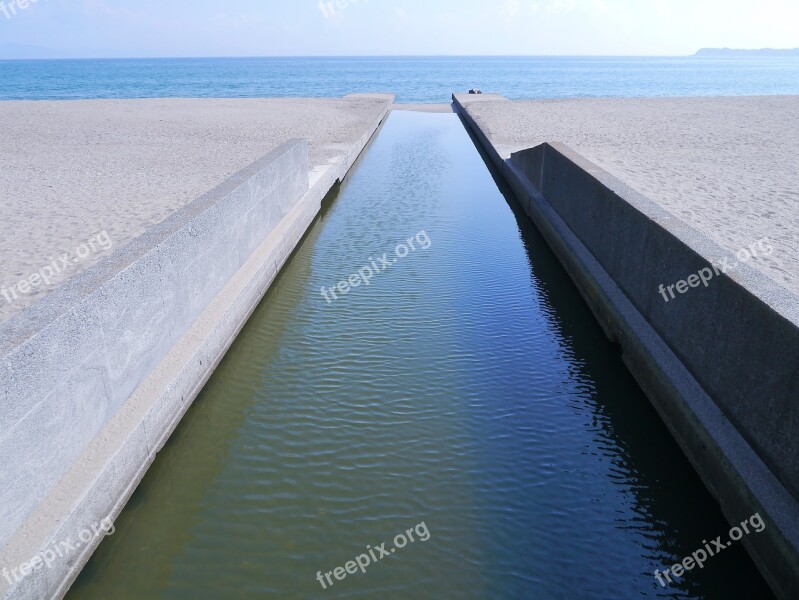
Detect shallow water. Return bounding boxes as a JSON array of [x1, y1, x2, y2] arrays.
[[68, 111, 771, 599]]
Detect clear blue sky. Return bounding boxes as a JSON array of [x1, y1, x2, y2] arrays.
[[0, 0, 797, 58]]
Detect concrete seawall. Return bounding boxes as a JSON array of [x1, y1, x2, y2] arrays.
[[454, 93, 799, 598], [0, 95, 392, 599]]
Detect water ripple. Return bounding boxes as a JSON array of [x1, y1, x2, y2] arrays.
[[68, 111, 771, 600]]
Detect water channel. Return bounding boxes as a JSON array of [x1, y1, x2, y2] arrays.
[[67, 111, 770, 599]]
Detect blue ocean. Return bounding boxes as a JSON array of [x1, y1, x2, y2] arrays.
[[1, 56, 799, 103]]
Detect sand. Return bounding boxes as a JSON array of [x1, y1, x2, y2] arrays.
[[0, 96, 392, 323], [460, 96, 799, 296], [3, 94, 795, 322]]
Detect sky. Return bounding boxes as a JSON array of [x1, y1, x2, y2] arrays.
[[0, 0, 797, 58]]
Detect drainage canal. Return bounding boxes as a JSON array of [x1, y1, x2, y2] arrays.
[[68, 111, 769, 599]]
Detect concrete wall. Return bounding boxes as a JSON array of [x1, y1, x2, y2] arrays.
[[454, 95, 799, 599], [513, 143, 799, 493], [0, 96, 389, 600], [0, 139, 308, 599]]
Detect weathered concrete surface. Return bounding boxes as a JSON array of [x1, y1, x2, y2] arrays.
[[454, 95, 799, 297], [0, 94, 392, 600], [454, 93, 799, 599], [390, 103, 454, 113], [0, 96, 394, 323]]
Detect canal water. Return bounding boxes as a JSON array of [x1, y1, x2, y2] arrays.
[[67, 111, 770, 599]]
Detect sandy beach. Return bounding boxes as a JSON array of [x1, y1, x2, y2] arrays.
[[0, 96, 392, 323], [463, 96, 799, 296]]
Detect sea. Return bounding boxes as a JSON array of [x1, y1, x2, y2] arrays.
[[1, 56, 799, 103]]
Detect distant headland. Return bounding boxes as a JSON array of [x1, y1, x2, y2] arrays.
[[695, 48, 799, 56]]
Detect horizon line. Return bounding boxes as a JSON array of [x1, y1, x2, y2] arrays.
[[0, 52, 702, 61]]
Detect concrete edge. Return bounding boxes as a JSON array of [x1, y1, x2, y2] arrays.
[[0, 137, 310, 552], [390, 104, 454, 113], [541, 141, 799, 326], [453, 93, 799, 599], [0, 95, 392, 600], [0, 138, 306, 354], [0, 137, 310, 600]]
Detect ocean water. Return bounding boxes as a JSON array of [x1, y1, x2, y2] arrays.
[[1, 56, 799, 103]]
